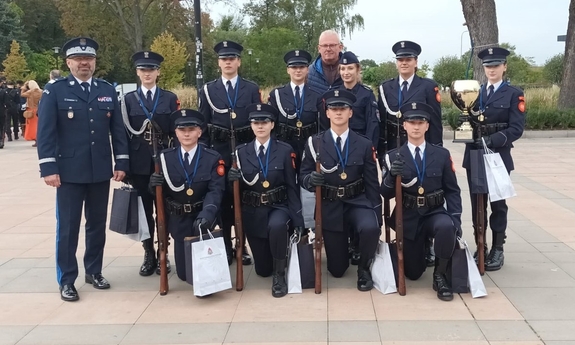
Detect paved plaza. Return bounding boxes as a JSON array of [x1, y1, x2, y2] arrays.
[[1, 135, 575, 345]]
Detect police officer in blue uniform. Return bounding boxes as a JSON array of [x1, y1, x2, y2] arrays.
[[37, 37, 129, 301], [198, 40, 260, 265], [299, 89, 382, 291], [148, 110, 226, 282], [268, 49, 322, 174], [380, 102, 462, 301], [122, 50, 180, 276], [463, 47, 525, 271], [228, 103, 305, 297]]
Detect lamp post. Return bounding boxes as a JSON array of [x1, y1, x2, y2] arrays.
[[460, 30, 469, 57], [52, 46, 60, 70], [254, 57, 260, 83], [187, 61, 192, 85], [247, 49, 253, 78]]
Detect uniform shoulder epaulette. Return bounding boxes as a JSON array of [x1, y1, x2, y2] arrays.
[[95, 78, 113, 87], [202, 146, 220, 157], [52, 77, 67, 85], [124, 90, 137, 97], [420, 77, 438, 86], [205, 79, 217, 86], [381, 78, 395, 86], [241, 78, 259, 87], [275, 140, 293, 150], [506, 84, 523, 93], [160, 147, 177, 154], [430, 143, 451, 154], [236, 142, 249, 151]]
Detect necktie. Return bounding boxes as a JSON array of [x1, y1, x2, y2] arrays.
[[487, 84, 495, 99], [295, 85, 301, 108], [184, 152, 190, 166], [336, 136, 343, 154], [146, 90, 153, 108], [415, 147, 423, 171], [81, 82, 90, 97], [401, 81, 408, 103], [227, 80, 234, 101], [259, 145, 265, 161]]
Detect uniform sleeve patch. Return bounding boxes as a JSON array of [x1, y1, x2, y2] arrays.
[[518, 96, 525, 112], [450, 156, 456, 172], [217, 159, 226, 176], [290, 152, 297, 169]]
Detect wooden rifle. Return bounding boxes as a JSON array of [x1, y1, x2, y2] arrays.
[[395, 114, 406, 296], [229, 111, 244, 291], [314, 135, 322, 294], [151, 128, 169, 295]]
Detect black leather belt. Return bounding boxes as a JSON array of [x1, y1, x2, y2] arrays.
[[242, 186, 287, 207], [403, 189, 444, 209], [166, 198, 203, 215], [276, 122, 317, 140], [480, 123, 508, 136], [321, 179, 364, 201], [208, 124, 254, 143]]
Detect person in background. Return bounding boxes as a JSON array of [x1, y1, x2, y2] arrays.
[[307, 30, 343, 95], [21, 80, 43, 147]]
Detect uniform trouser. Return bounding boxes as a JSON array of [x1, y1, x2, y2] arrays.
[[246, 209, 290, 277], [131, 174, 156, 241], [404, 213, 457, 280], [5, 109, 19, 136], [220, 191, 234, 254], [168, 213, 198, 281], [323, 206, 380, 278], [0, 110, 5, 138], [56, 181, 110, 286], [465, 170, 508, 233]]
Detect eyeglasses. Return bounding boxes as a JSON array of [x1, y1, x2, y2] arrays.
[[318, 44, 340, 49]]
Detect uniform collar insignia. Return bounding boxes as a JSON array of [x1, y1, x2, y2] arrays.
[[69, 81, 75, 85]]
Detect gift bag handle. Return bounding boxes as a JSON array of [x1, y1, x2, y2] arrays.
[[481, 137, 494, 155], [198, 224, 215, 242]]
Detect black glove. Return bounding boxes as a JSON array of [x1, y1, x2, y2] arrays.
[[308, 171, 325, 187], [389, 159, 405, 177], [228, 167, 241, 182], [475, 136, 492, 148], [193, 217, 209, 233], [294, 226, 307, 238], [456, 115, 467, 128], [149, 173, 164, 188]]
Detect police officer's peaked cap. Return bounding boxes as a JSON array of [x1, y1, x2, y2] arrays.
[[340, 51, 359, 65], [173, 109, 204, 129], [400, 102, 433, 121], [284, 49, 312, 67], [322, 89, 356, 108], [63, 37, 99, 58], [132, 51, 164, 69], [214, 40, 243, 58], [247, 103, 278, 122], [477, 47, 510, 66], [392, 40, 422, 58]]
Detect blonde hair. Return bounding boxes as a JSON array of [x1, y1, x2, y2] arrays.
[[27, 80, 40, 90]]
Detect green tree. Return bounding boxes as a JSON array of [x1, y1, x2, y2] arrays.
[[361, 61, 396, 87], [360, 59, 377, 69], [150, 31, 188, 89], [27, 51, 57, 86], [543, 53, 564, 84], [432, 55, 466, 88], [13, 0, 67, 53], [416, 62, 430, 79], [0, 1, 25, 60], [3, 40, 33, 81]]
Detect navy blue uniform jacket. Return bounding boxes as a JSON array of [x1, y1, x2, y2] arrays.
[[336, 83, 379, 147]]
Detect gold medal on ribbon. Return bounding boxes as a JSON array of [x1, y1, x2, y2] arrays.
[[296, 120, 303, 128], [67, 107, 74, 119], [262, 180, 270, 188], [479, 114, 485, 122], [231, 111, 237, 119], [186, 188, 194, 196], [340, 172, 347, 180], [418, 186, 424, 195]]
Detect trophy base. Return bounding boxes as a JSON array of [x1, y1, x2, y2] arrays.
[[453, 130, 474, 144]]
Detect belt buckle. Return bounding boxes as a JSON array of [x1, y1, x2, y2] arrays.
[[296, 127, 301, 137], [417, 196, 425, 207], [337, 187, 345, 198], [183, 204, 192, 213], [144, 131, 151, 142], [260, 193, 269, 205]]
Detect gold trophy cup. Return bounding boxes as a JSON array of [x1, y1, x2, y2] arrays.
[[450, 80, 481, 143]]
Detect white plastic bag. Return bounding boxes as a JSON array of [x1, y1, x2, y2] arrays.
[[287, 234, 302, 294], [191, 226, 232, 297], [463, 240, 487, 298], [127, 196, 150, 242], [483, 138, 517, 202], [371, 241, 397, 295]]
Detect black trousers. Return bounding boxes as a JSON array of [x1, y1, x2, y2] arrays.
[[466, 170, 508, 233], [246, 208, 290, 277], [404, 213, 457, 280], [5, 109, 19, 136], [0, 110, 5, 138], [168, 213, 199, 281], [131, 174, 157, 241], [56, 181, 110, 286], [323, 206, 380, 278]]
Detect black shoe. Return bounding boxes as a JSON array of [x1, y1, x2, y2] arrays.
[[85, 273, 110, 289], [14, 134, 18, 140], [485, 246, 504, 271], [357, 267, 373, 291], [350, 246, 361, 266], [140, 241, 156, 276], [432, 272, 453, 301], [241, 246, 252, 266], [7, 134, 12, 142], [0, 140, 4, 149], [272, 258, 288, 298], [155, 257, 172, 275], [59, 284, 79, 302]]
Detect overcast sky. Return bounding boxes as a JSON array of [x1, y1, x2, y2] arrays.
[[205, 0, 570, 67]]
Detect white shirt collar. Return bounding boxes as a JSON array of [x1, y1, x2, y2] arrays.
[[74, 77, 92, 89], [330, 128, 350, 150], [407, 141, 426, 159], [290, 82, 305, 96], [222, 75, 239, 89], [487, 80, 503, 91], [254, 138, 271, 154], [180, 145, 198, 164], [399, 74, 415, 89], [140, 85, 157, 98]]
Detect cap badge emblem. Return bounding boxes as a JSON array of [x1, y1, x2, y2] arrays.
[[257, 104, 262, 111], [343, 58, 347, 63], [295, 50, 300, 56], [400, 41, 405, 48], [334, 90, 339, 97], [223, 41, 228, 47], [144, 52, 149, 58], [181, 110, 186, 116], [411, 102, 417, 109], [488, 48, 493, 55], [80, 38, 86, 46]]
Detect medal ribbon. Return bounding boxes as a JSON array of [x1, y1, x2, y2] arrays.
[[333, 136, 350, 172], [137, 88, 161, 121], [293, 87, 305, 121], [177, 147, 201, 189], [256, 141, 271, 182], [225, 78, 240, 111], [412, 148, 426, 187], [479, 82, 507, 112]]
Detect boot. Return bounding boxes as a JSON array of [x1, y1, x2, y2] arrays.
[[350, 245, 361, 265], [425, 237, 435, 267], [271, 258, 288, 298], [139, 239, 156, 276], [241, 245, 252, 266], [432, 258, 453, 301], [485, 232, 505, 271], [357, 256, 373, 291], [156, 247, 172, 275], [6, 133, 12, 142], [0, 136, 4, 149]]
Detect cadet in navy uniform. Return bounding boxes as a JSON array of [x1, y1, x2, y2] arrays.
[[228, 104, 305, 297], [37, 37, 129, 302], [299, 89, 382, 291], [463, 47, 525, 271], [268, 49, 322, 174], [122, 51, 179, 276], [377, 41, 442, 153], [148, 110, 225, 282], [336, 51, 379, 148], [380, 102, 462, 301], [198, 40, 260, 265]]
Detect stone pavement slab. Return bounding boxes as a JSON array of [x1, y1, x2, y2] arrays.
[[1, 137, 575, 344]]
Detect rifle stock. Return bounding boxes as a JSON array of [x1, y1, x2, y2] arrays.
[[477, 193, 485, 275], [230, 115, 244, 291], [152, 133, 169, 296], [395, 117, 406, 296], [314, 145, 322, 294]]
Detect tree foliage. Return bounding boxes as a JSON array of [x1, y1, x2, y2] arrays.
[[13, 0, 66, 53], [151, 31, 188, 89], [543, 53, 564, 85], [362, 61, 397, 87], [432, 55, 466, 88], [3, 40, 33, 81], [0, 1, 25, 60]]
